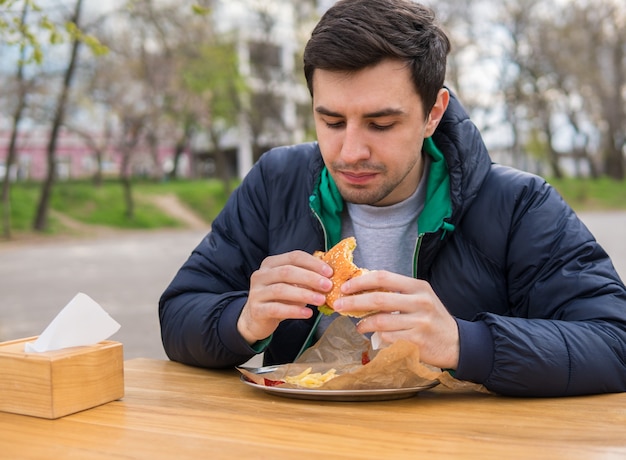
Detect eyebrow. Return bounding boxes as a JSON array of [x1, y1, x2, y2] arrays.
[[315, 106, 406, 119]]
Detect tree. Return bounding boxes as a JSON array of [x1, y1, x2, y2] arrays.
[[82, 0, 221, 217], [0, 0, 62, 64], [1, 0, 68, 237], [0, 0, 108, 234], [562, 0, 625, 179], [32, 0, 85, 231], [481, 0, 625, 179], [65, 121, 113, 186], [1, 1, 30, 238], [183, 40, 248, 192], [118, 116, 144, 219]]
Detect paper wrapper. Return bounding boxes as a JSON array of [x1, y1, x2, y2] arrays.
[[239, 316, 489, 394]]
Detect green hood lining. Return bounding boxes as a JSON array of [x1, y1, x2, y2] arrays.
[[309, 136, 453, 249], [420, 137, 453, 235], [309, 167, 343, 250]]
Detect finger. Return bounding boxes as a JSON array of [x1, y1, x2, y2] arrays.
[[238, 301, 313, 343], [333, 290, 408, 315], [251, 300, 315, 321], [341, 270, 430, 295], [251, 280, 327, 307], [253, 263, 332, 295], [355, 310, 408, 334], [262, 250, 333, 277]]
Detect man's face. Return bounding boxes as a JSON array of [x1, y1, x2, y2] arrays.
[[312, 59, 447, 206]]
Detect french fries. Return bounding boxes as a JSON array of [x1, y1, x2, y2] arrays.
[[284, 367, 338, 388]]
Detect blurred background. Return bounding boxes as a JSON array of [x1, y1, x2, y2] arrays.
[[0, 0, 625, 359], [1, 0, 624, 209]]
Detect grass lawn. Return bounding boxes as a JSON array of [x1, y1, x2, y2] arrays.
[[547, 177, 626, 211], [1, 179, 233, 236]]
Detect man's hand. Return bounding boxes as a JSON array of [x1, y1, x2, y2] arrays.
[[332, 270, 459, 370], [238, 250, 333, 344]]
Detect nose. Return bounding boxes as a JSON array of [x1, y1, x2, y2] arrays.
[[339, 124, 370, 163]]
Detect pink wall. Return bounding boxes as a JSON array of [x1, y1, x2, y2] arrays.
[[0, 129, 181, 181]]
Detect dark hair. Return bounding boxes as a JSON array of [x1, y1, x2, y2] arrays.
[[303, 0, 450, 115]]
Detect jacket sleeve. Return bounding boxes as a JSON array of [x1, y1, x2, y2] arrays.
[[158, 161, 273, 368], [453, 174, 626, 396], [158, 144, 324, 369]]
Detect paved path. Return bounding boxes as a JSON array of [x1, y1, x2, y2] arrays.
[[0, 212, 625, 361], [0, 229, 207, 360], [577, 211, 626, 280]]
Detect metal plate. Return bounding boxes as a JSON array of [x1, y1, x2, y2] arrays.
[[240, 367, 438, 402]]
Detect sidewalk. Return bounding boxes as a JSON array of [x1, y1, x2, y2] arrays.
[[577, 211, 626, 280], [0, 228, 208, 360]]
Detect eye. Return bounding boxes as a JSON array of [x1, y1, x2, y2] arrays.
[[370, 123, 394, 131], [325, 120, 345, 129]]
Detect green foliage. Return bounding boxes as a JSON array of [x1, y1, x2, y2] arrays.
[[525, 129, 549, 160], [0, 0, 108, 65], [182, 41, 249, 127], [191, 4, 211, 16], [1, 0, 47, 64], [64, 20, 108, 56]]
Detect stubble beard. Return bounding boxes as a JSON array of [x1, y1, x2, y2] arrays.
[[336, 180, 396, 205], [332, 156, 420, 206]]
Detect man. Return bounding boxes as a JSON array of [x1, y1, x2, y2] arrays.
[[159, 0, 626, 396]]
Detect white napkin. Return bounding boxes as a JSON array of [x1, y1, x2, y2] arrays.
[[25, 292, 121, 353], [371, 331, 388, 350]]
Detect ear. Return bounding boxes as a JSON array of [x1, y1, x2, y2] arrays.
[[424, 88, 449, 137]]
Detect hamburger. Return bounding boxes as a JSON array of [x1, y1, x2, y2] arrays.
[[314, 236, 376, 318]]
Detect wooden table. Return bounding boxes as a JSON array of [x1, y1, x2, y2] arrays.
[[1, 358, 625, 459]]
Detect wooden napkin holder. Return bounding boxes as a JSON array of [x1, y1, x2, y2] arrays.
[[0, 337, 124, 419]]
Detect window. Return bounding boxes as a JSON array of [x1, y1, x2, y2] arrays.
[[248, 41, 282, 78]]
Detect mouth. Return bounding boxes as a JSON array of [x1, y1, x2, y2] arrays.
[[339, 171, 379, 185]]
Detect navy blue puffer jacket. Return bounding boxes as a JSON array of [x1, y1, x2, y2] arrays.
[[159, 94, 626, 396]]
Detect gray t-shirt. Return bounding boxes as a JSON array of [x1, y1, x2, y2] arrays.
[[316, 156, 430, 339]]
